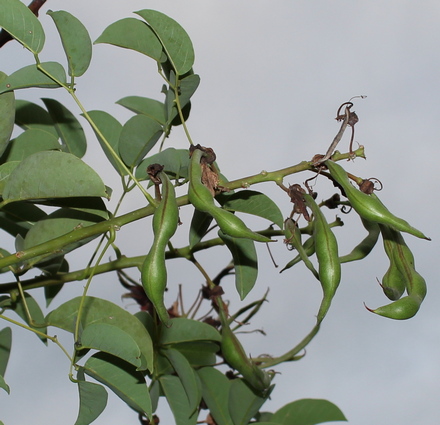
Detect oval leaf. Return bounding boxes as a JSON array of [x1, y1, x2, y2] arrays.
[[135, 10, 195, 75], [0, 72, 15, 156], [83, 352, 152, 417], [2, 151, 109, 203], [0, 161, 20, 194], [0, 201, 47, 237], [272, 399, 347, 425], [47, 10, 92, 77], [42, 98, 87, 157], [136, 148, 189, 181], [75, 375, 108, 425], [160, 318, 222, 345], [0, 62, 66, 94], [116, 96, 166, 125], [168, 341, 219, 367], [94, 17, 162, 62], [0, 327, 12, 376], [0, 0, 45, 53]]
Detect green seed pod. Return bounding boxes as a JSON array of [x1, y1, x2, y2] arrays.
[[303, 194, 341, 323], [325, 160, 430, 240], [365, 295, 422, 320], [188, 147, 271, 243], [141, 171, 179, 327], [217, 298, 271, 392], [280, 236, 315, 273]]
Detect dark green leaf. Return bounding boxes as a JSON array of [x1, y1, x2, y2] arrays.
[[272, 399, 347, 425], [0, 162, 20, 194], [0, 72, 15, 157], [188, 209, 214, 249], [160, 318, 221, 345], [42, 98, 87, 157], [217, 190, 284, 229], [94, 18, 162, 62], [197, 367, 233, 425], [119, 114, 163, 167], [168, 341, 219, 367], [219, 231, 258, 300], [0, 62, 66, 94], [0, 0, 45, 53], [47, 10, 92, 77], [167, 74, 200, 125], [2, 151, 109, 203], [84, 353, 152, 417], [86, 110, 126, 175], [46, 296, 153, 372], [162, 348, 201, 414], [136, 10, 195, 75], [159, 375, 198, 425], [136, 148, 189, 181], [44, 281, 65, 307], [0, 202, 47, 238], [80, 323, 142, 368], [0, 327, 12, 376], [0, 128, 60, 163], [116, 96, 166, 125], [75, 372, 108, 425], [149, 379, 160, 413], [0, 374, 10, 394], [0, 248, 13, 273], [14, 99, 58, 138]]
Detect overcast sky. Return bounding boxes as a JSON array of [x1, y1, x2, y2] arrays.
[[1, 1, 440, 424]]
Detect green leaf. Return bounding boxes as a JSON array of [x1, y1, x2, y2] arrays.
[[94, 17, 162, 62], [188, 209, 214, 249], [159, 318, 222, 345], [75, 371, 108, 425], [219, 231, 258, 300], [83, 352, 152, 417], [229, 379, 271, 425], [1, 128, 60, 163], [2, 151, 109, 203], [271, 399, 347, 425], [149, 379, 160, 413], [168, 341, 219, 367], [80, 323, 142, 368], [159, 375, 198, 425], [0, 72, 15, 157], [0, 162, 20, 195], [0, 374, 10, 394], [44, 281, 65, 307], [197, 367, 233, 425], [217, 190, 284, 229], [118, 114, 163, 167], [47, 10, 92, 77], [86, 110, 126, 176], [0, 62, 66, 94], [14, 99, 58, 138], [167, 74, 200, 125], [0, 201, 47, 238], [136, 10, 195, 75], [42, 98, 87, 157], [116, 96, 166, 125], [162, 348, 201, 414], [0, 327, 12, 376], [46, 296, 153, 372], [136, 148, 190, 181], [0, 0, 45, 53]]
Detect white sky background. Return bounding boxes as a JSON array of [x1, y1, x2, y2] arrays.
[[1, 1, 440, 424]]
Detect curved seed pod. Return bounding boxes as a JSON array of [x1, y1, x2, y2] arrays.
[[280, 236, 315, 273], [217, 298, 271, 392], [325, 160, 430, 240], [303, 194, 341, 323], [339, 218, 380, 263], [283, 218, 319, 279], [188, 147, 271, 242], [365, 294, 423, 320], [141, 171, 179, 327]]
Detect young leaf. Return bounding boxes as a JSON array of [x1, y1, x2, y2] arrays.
[[218, 231, 258, 300], [136, 148, 190, 181], [116, 96, 166, 125], [0, 0, 45, 53], [159, 375, 198, 425], [197, 367, 234, 425], [159, 318, 222, 345], [271, 398, 347, 425], [0, 374, 10, 394], [47, 10, 92, 77], [0, 72, 15, 157], [0, 62, 66, 94], [42, 98, 87, 157], [118, 114, 163, 167], [0, 327, 12, 376], [83, 353, 152, 418], [2, 151, 109, 203], [80, 323, 142, 369], [75, 371, 108, 425], [217, 190, 284, 230], [135, 10, 195, 75], [85, 110, 126, 176], [94, 18, 162, 62], [161, 348, 202, 414], [14, 100, 58, 138], [46, 296, 154, 372]]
